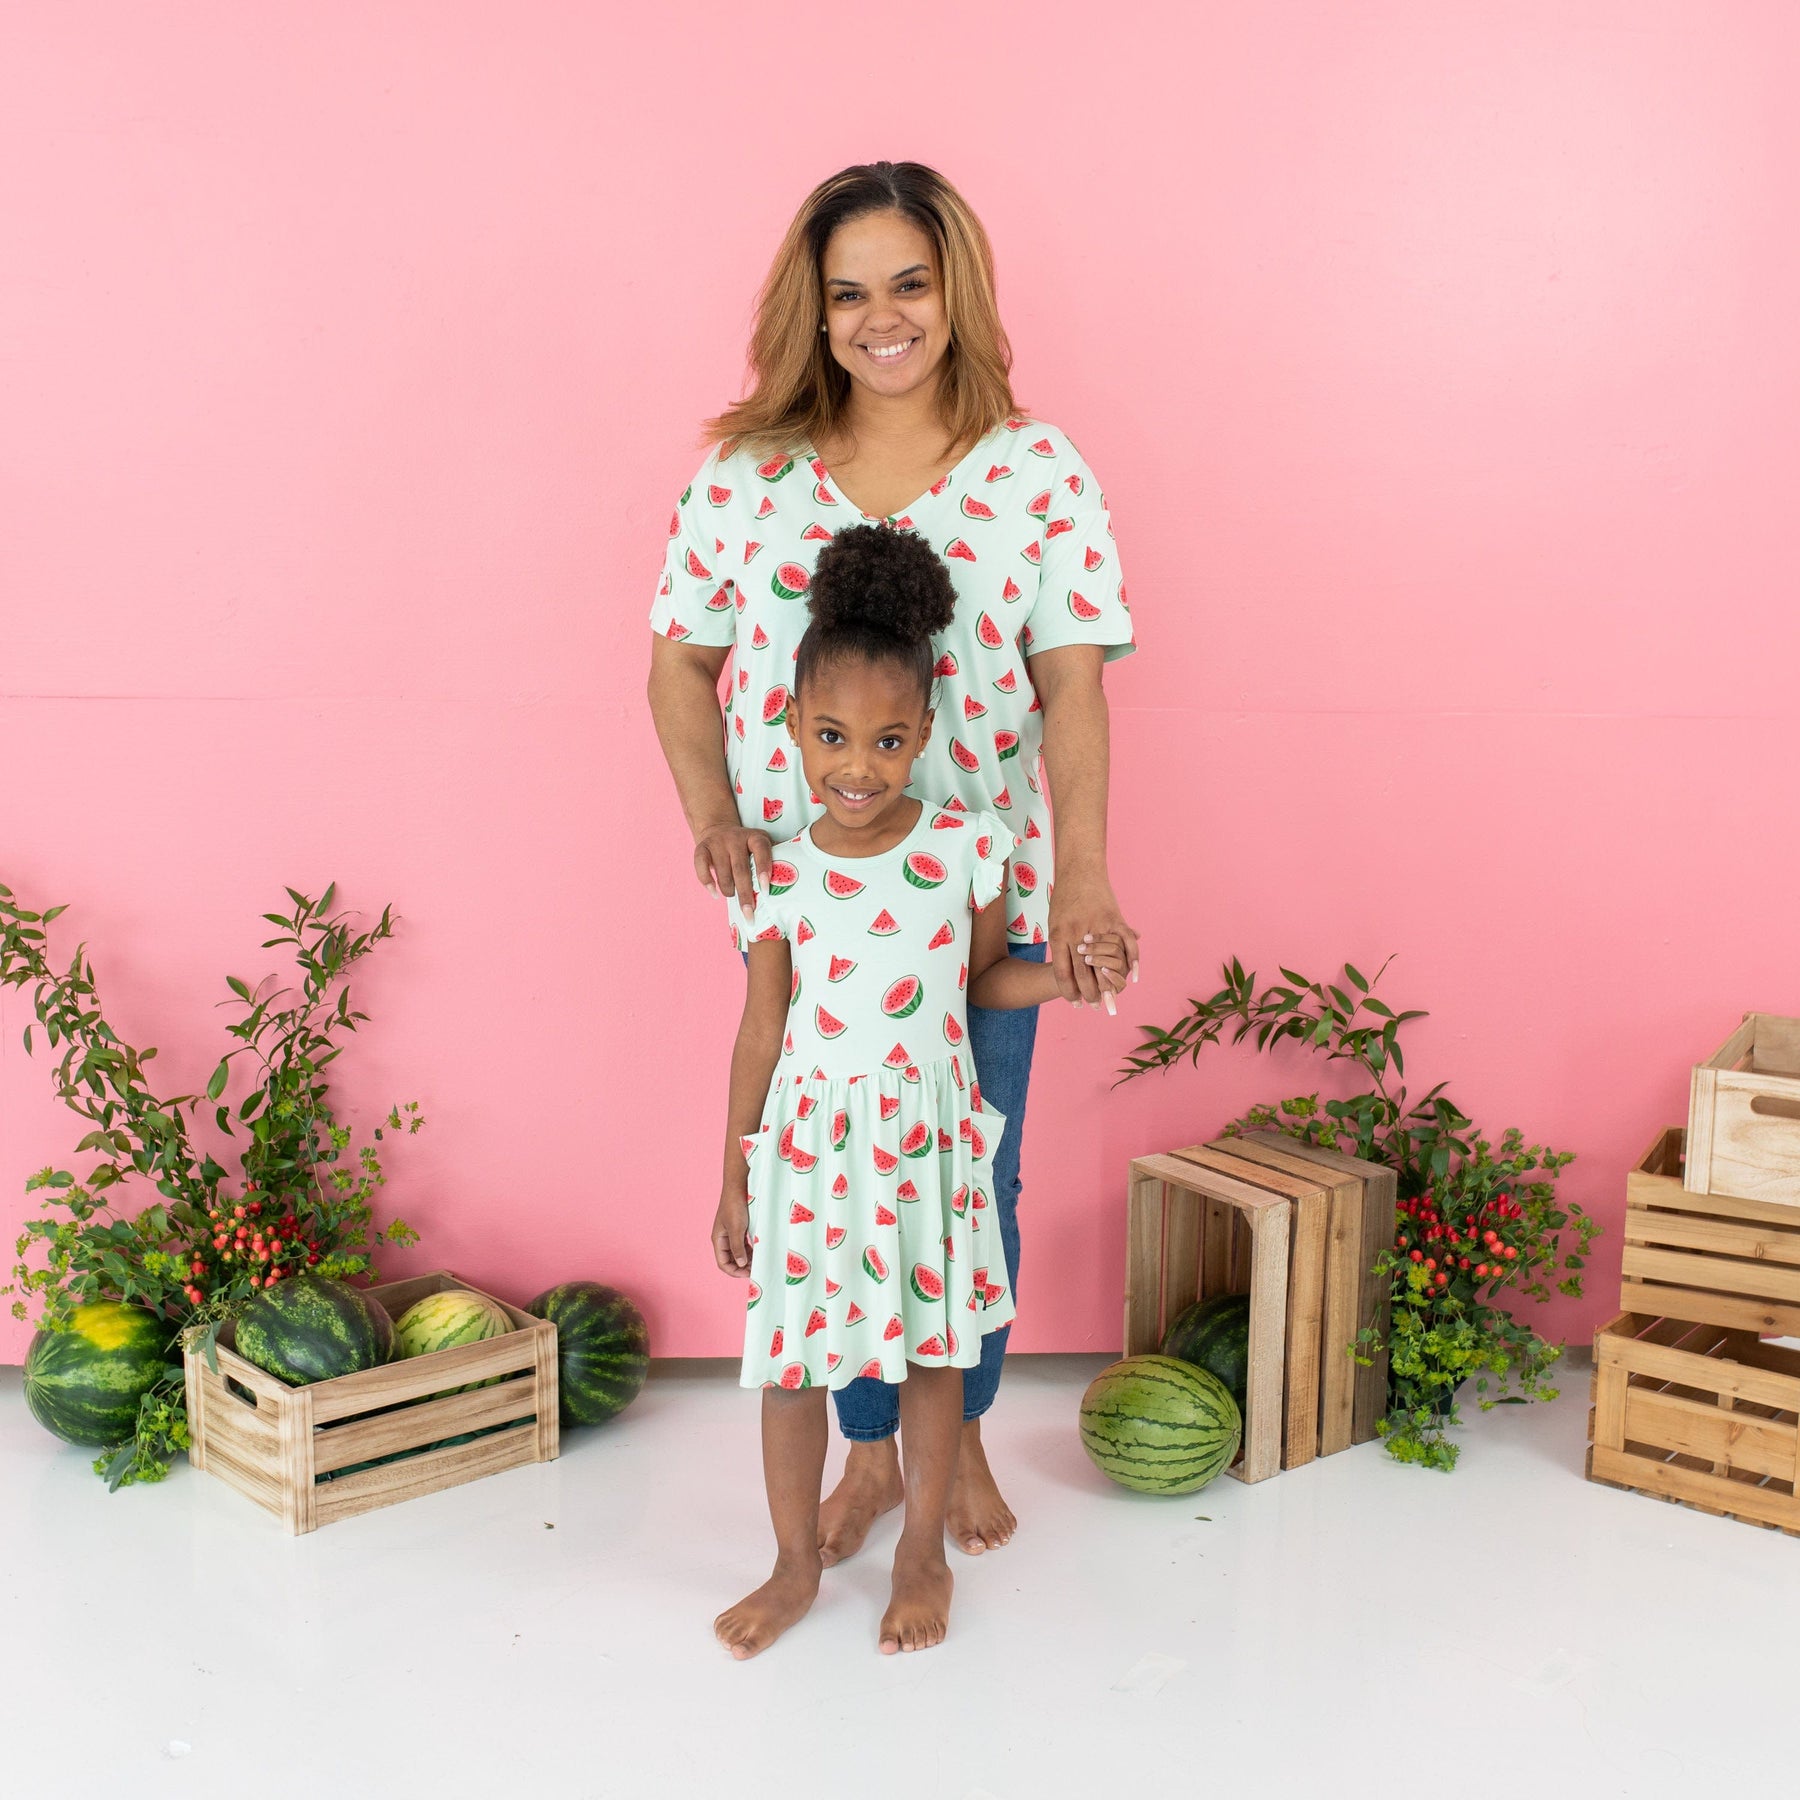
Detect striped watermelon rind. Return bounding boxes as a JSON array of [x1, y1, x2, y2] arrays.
[[235, 1275, 395, 1386], [394, 1288, 515, 1395], [1161, 1292, 1252, 1415], [1078, 1355, 1242, 1495], [525, 1281, 650, 1428], [23, 1302, 175, 1447]]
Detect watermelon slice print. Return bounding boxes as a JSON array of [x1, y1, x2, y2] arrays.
[[785, 1251, 810, 1286], [963, 694, 988, 721], [882, 1044, 911, 1069], [993, 730, 1020, 762], [949, 739, 981, 773], [826, 1223, 847, 1249], [745, 543, 765, 567], [1028, 437, 1054, 457], [804, 1307, 828, 1337], [665, 621, 692, 641], [824, 870, 865, 900], [762, 685, 789, 725], [770, 1326, 784, 1355], [975, 611, 1005, 649], [757, 455, 795, 482], [1015, 862, 1038, 892], [1046, 517, 1074, 539], [931, 810, 965, 828], [883, 1313, 905, 1340], [801, 522, 832, 543], [901, 1063, 921, 1084], [707, 483, 732, 507], [937, 1128, 954, 1152], [845, 1301, 867, 1325], [943, 1231, 956, 1259], [896, 1178, 919, 1203], [867, 908, 900, 935], [747, 1280, 763, 1307], [1020, 540, 1042, 566], [796, 1090, 818, 1120], [926, 920, 955, 950], [903, 852, 947, 891], [830, 1175, 849, 1203], [790, 1147, 819, 1174], [772, 563, 810, 600], [1001, 575, 1022, 603], [685, 548, 712, 580], [915, 1334, 948, 1357], [994, 787, 1012, 810], [828, 954, 857, 981], [899, 1121, 933, 1159], [863, 1248, 890, 1283], [789, 1200, 814, 1225], [872, 1145, 899, 1175], [946, 1325, 959, 1357], [987, 462, 1013, 481], [983, 1282, 1006, 1308], [704, 584, 733, 612], [951, 1185, 969, 1216], [1084, 545, 1106, 571], [756, 495, 776, 519], [831, 1109, 849, 1150], [857, 1358, 884, 1378], [813, 481, 835, 505], [762, 797, 783, 826], [815, 1005, 847, 1038], [795, 916, 815, 944], [933, 651, 958, 678], [1027, 488, 1051, 517], [1068, 590, 1104, 622], [945, 538, 976, 561], [881, 975, 923, 1018], [826, 1351, 842, 1373], [767, 860, 797, 894], [874, 1202, 898, 1227], [909, 1263, 946, 1303], [778, 1121, 796, 1161], [825, 1276, 842, 1298], [778, 1363, 810, 1389], [879, 1092, 901, 1120], [960, 495, 996, 522]]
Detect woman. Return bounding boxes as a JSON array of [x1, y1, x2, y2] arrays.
[[647, 160, 1139, 1564]]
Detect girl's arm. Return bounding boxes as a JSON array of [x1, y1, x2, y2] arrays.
[[647, 633, 774, 914], [712, 937, 790, 1276], [966, 875, 1129, 1011]]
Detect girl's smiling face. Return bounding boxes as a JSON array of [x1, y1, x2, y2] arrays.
[[820, 211, 948, 401], [790, 656, 933, 843]]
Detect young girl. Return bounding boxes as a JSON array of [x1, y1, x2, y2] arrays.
[[710, 525, 1128, 1660]]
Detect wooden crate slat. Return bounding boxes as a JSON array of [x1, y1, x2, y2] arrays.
[[1590, 1445, 1800, 1532], [313, 1374, 542, 1474], [1122, 1170, 1167, 1357], [1161, 1185, 1202, 1328], [1617, 1279, 1800, 1339], [1619, 1243, 1800, 1306], [306, 1327, 544, 1423], [312, 1424, 542, 1527], [1623, 1208, 1800, 1267], [1600, 1330, 1800, 1413], [1623, 1388, 1797, 1481], [1236, 1199, 1290, 1484], [1244, 1131, 1396, 1445]]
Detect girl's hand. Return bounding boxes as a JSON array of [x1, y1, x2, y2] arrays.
[[1048, 867, 1141, 1007], [712, 1186, 751, 1276], [695, 822, 774, 915]]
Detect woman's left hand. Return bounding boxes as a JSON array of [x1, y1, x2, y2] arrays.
[[1047, 868, 1140, 1008]]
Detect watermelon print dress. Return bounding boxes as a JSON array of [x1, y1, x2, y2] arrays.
[[650, 419, 1134, 947], [728, 806, 1019, 1391]]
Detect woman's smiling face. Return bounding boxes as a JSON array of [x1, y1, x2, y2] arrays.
[[820, 210, 948, 401]]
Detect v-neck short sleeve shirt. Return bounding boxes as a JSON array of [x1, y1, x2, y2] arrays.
[[649, 418, 1135, 945]]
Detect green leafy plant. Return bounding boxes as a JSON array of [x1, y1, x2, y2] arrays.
[[1119, 957, 1597, 1469], [2, 882, 422, 1487]]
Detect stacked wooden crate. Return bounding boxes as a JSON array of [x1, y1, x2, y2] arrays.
[[1587, 1012, 1800, 1535], [1124, 1133, 1395, 1483]]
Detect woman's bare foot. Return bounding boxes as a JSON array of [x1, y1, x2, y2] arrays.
[[878, 1543, 954, 1654], [817, 1438, 905, 1566], [714, 1555, 822, 1660], [945, 1419, 1016, 1554]]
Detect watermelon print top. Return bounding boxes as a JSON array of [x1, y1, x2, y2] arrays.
[[650, 418, 1134, 947], [726, 805, 1019, 1390]]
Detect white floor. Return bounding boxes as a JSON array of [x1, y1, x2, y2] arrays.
[[3, 1353, 1796, 1800]]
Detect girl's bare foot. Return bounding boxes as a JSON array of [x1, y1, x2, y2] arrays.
[[817, 1437, 905, 1566], [945, 1419, 1015, 1554], [878, 1543, 953, 1654], [714, 1556, 822, 1660]]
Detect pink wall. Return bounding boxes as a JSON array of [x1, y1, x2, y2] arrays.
[[4, 2, 1797, 1363]]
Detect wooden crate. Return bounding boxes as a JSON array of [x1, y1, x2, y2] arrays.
[[1622, 1126, 1800, 1337], [1586, 1309, 1800, 1536], [1124, 1150, 1293, 1483], [184, 1270, 559, 1534], [1236, 1133, 1397, 1448], [1686, 1012, 1800, 1206]]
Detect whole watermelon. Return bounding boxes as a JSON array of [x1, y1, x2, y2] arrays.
[[526, 1282, 649, 1427], [24, 1301, 174, 1446], [235, 1274, 393, 1385], [1079, 1354, 1242, 1495], [1161, 1292, 1252, 1414], [393, 1288, 514, 1396]]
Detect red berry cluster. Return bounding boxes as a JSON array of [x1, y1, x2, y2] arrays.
[[181, 1188, 323, 1307], [1393, 1188, 1524, 1292]]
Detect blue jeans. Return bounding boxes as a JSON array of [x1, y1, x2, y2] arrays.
[[833, 942, 1046, 1439]]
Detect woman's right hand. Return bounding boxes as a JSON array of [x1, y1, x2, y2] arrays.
[[694, 822, 774, 914], [712, 1186, 751, 1276]]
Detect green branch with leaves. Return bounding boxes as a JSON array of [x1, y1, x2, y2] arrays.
[[3, 882, 423, 1487]]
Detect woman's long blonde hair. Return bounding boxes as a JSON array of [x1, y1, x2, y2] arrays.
[[706, 162, 1022, 463]]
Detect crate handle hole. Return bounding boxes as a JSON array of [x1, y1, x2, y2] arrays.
[[223, 1376, 260, 1411], [1749, 1095, 1800, 1124]]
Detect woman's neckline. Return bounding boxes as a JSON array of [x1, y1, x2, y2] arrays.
[[805, 799, 930, 863], [804, 423, 1003, 524]]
